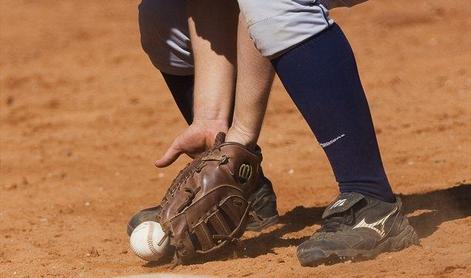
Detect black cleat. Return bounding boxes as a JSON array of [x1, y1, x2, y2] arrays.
[[297, 192, 419, 266], [247, 175, 279, 231], [127, 174, 279, 236], [127, 205, 162, 236]]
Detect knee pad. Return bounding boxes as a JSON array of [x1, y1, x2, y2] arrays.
[[238, 0, 334, 58], [138, 0, 194, 75]]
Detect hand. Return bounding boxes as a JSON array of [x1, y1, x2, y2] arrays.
[[154, 120, 228, 168]]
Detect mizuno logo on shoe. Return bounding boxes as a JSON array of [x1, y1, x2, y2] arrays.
[[352, 207, 398, 238], [331, 199, 347, 209]]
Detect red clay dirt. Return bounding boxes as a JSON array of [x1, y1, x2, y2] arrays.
[[1, 0, 470, 277]]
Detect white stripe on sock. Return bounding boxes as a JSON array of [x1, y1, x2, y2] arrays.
[[319, 134, 346, 148]]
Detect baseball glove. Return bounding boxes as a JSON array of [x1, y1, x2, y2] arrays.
[[158, 133, 262, 263]]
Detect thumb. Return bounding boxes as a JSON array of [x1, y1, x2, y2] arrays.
[[154, 143, 182, 168]]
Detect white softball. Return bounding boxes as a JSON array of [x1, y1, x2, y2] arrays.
[[129, 221, 170, 261]]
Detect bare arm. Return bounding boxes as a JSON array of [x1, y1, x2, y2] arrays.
[[226, 15, 275, 147], [156, 5, 274, 167], [188, 0, 238, 123], [155, 0, 238, 167]]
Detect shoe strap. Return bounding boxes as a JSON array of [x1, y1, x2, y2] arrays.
[[322, 192, 365, 219]]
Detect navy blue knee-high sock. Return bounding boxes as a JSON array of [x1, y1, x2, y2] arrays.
[[272, 24, 395, 202], [161, 73, 194, 124]]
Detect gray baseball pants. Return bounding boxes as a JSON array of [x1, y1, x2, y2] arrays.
[[138, 0, 366, 75]]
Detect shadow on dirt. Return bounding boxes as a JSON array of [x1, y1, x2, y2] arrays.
[[145, 183, 470, 266], [401, 182, 471, 238]]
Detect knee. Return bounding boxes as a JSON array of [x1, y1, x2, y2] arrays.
[[138, 0, 193, 75], [238, 0, 333, 58]]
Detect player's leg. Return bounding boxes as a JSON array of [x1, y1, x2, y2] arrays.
[[272, 24, 397, 202], [138, 0, 194, 124], [236, 0, 418, 264], [286, 26, 422, 261], [160, 74, 194, 124], [237, 0, 392, 203]]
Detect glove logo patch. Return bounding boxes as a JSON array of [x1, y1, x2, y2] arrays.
[[238, 164, 253, 184]]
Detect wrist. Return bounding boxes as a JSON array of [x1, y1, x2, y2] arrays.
[[193, 107, 231, 123], [192, 119, 228, 130], [225, 122, 258, 148], [193, 115, 228, 126]]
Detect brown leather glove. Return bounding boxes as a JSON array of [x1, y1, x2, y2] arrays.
[[158, 133, 262, 263]]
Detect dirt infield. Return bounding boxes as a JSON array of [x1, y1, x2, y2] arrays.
[[1, 0, 470, 277]]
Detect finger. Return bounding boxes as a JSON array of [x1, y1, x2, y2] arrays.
[[155, 144, 182, 168]]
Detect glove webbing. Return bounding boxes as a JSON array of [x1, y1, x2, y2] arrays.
[[192, 196, 250, 253]]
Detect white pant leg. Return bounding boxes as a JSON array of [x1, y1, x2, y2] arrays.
[[237, 0, 334, 58]]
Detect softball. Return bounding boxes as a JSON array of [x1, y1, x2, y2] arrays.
[[129, 221, 170, 261]]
